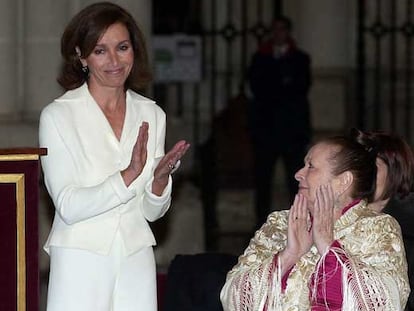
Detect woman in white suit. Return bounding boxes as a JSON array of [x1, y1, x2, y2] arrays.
[[39, 2, 189, 310]]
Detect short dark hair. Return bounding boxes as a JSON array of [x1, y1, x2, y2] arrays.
[[57, 1, 152, 92], [320, 129, 378, 202], [368, 131, 414, 199]]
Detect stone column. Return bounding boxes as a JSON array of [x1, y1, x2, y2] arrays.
[[287, 0, 355, 68], [0, 1, 18, 118], [284, 0, 356, 132], [23, 0, 72, 120]]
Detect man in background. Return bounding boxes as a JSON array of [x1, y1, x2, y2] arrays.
[[247, 15, 312, 228]]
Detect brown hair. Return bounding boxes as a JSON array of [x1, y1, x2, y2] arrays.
[[367, 131, 414, 200], [57, 1, 152, 92], [320, 129, 378, 202]]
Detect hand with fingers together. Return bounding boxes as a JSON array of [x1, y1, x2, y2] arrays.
[[152, 140, 190, 195], [280, 193, 312, 273], [122, 121, 190, 195], [121, 121, 149, 187], [312, 184, 336, 255]]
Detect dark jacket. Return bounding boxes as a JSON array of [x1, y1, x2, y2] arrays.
[[248, 39, 312, 148], [384, 194, 414, 311]]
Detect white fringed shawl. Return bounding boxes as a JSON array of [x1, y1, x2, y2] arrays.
[[220, 201, 409, 311]]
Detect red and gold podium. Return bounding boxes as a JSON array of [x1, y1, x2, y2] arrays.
[[0, 148, 47, 311]]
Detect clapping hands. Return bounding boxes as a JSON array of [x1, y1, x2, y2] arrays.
[[121, 121, 190, 195], [312, 184, 335, 254], [285, 184, 336, 261], [152, 140, 190, 195]]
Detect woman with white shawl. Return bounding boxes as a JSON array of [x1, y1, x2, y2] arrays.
[[220, 130, 410, 311]]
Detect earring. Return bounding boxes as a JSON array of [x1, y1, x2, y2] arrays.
[[81, 65, 89, 77]]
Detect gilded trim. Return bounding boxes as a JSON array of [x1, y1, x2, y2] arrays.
[[0, 154, 39, 161], [0, 174, 26, 311]]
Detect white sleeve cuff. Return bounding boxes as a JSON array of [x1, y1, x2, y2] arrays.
[[108, 172, 136, 204], [145, 175, 172, 205]]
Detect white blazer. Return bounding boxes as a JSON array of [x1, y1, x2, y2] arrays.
[[39, 84, 172, 256]]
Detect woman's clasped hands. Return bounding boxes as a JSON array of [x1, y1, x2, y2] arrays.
[[280, 184, 336, 273]]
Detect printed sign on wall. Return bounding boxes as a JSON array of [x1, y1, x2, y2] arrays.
[[153, 35, 202, 82]]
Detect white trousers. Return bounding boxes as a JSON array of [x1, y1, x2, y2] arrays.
[[46, 233, 156, 311]]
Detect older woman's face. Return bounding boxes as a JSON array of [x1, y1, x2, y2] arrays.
[[81, 22, 134, 91], [294, 142, 337, 206], [374, 157, 388, 201]]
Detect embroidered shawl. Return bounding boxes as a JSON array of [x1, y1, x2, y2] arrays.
[[220, 200, 410, 311]]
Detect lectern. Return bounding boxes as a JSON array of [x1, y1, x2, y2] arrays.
[[0, 148, 47, 311]]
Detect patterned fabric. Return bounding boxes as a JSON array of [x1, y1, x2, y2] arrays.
[[220, 200, 410, 311]]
